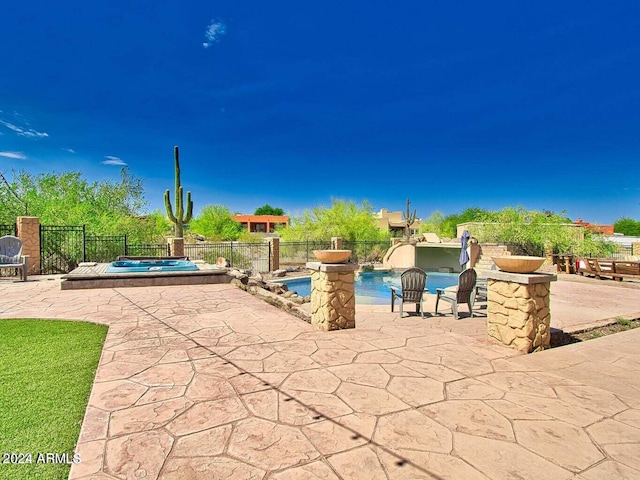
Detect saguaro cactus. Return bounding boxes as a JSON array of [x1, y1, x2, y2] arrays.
[[403, 198, 417, 239], [164, 146, 193, 238]]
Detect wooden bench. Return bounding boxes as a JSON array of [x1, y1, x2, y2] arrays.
[[578, 258, 640, 281]]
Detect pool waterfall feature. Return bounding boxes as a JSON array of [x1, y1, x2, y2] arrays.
[[383, 239, 480, 272]]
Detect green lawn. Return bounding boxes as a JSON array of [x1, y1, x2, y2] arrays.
[[0, 319, 107, 480]]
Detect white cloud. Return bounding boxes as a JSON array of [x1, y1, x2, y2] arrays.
[[203, 19, 227, 48], [0, 151, 27, 160], [63, 148, 76, 154], [0, 120, 49, 138], [102, 156, 127, 166]]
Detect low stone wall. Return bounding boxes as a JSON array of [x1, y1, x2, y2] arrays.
[[486, 271, 556, 353], [227, 268, 311, 322]]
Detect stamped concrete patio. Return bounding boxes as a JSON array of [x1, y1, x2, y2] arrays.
[[1, 276, 639, 479]]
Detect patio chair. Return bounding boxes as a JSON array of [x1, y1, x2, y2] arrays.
[[475, 264, 495, 301], [390, 267, 428, 318], [435, 268, 477, 320], [0, 235, 28, 281]]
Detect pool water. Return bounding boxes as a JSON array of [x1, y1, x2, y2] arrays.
[[105, 259, 199, 273], [276, 271, 458, 305]]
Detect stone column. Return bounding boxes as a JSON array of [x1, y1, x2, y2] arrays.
[[486, 271, 557, 353], [168, 237, 184, 257], [633, 242, 640, 257], [268, 237, 279, 271], [16, 216, 40, 275], [306, 261, 357, 331], [331, 237, 343, 250]]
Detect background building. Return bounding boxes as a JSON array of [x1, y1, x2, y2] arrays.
[[374, 208, 422, 236], [233, 214, 289, 234]]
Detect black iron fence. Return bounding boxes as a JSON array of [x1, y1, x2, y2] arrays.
[[35, 226, 392, 274], [278, 240, 391, 266], [40, 225, 171, 274], [185, 242, 270, 272], [343, 241, 390, 263], [40, 225, 85, 274], [84, 235, 126, 263], [0, 224, 17, 236], [504, 242, 545, 257], [579, 244, 634, 260], [279, 241, 332, 266], [125, 243, 170, 258]]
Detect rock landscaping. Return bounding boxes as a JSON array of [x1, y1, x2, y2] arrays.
[[227, 267, 311, 323]]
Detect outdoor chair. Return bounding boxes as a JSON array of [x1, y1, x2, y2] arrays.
[[435, 268, 477, 320], [0, 235, 28, 281], [475, 264, 495, 301], [390, 267, 428, 318]]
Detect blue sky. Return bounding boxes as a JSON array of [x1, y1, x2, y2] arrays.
[[1, 1, 639, 224]]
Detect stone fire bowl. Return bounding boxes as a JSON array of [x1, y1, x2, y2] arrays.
[[492, 255, 546, 273], [313, 250, 352, 263]]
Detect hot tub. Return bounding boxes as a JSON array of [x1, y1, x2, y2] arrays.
[[105, 259, 199, 273]]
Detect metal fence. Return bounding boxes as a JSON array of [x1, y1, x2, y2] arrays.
[[125, 243, 170, 257], [184, 242, 270, 272], [505, 242, 545, 257], [84, 235, 126, 263], [0, 224, 17, 236], [40, 226, 172, 274], [40, 225, 85, 274], [279, 241, 332, 266], [33, 227, 393, 274], [580, 244, 634, 260], [343, 241, 390, 263], [278, 240, 390, 266]]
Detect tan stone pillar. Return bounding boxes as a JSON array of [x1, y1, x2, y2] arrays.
[[306, 261, 357, 331], [16, 216, 40, 275], [268, 237, 279, 271], [168, 238, 184, 257], [633, 242, 640, 256], [331, 237, 343, 250], [486, 271, 557, 353]]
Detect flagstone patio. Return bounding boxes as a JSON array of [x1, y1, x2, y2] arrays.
[[1, 276, 639, 479]]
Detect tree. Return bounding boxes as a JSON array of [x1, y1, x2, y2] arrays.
[[0, 168, 168, 243], [188, 205, 244, 240], [278, 199, 389, 242], [436, 207, 488, 238], [469, 206, 615, 256], [420, 211, 445, 236], [614, 217, 640, 236], [254, 204, 284, 216]]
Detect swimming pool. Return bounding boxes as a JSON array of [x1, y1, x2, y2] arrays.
[[105, 259, 199, 273], [276, 271, 458, 305]]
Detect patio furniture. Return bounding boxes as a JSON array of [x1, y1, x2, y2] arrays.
[[578, 258, 640, 281], [435, 268, 477, 320], [390, 267, 428, 318], [0, 235, 28, 281], [475, 280, 487, 300], [475, 264, 495, 301]]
